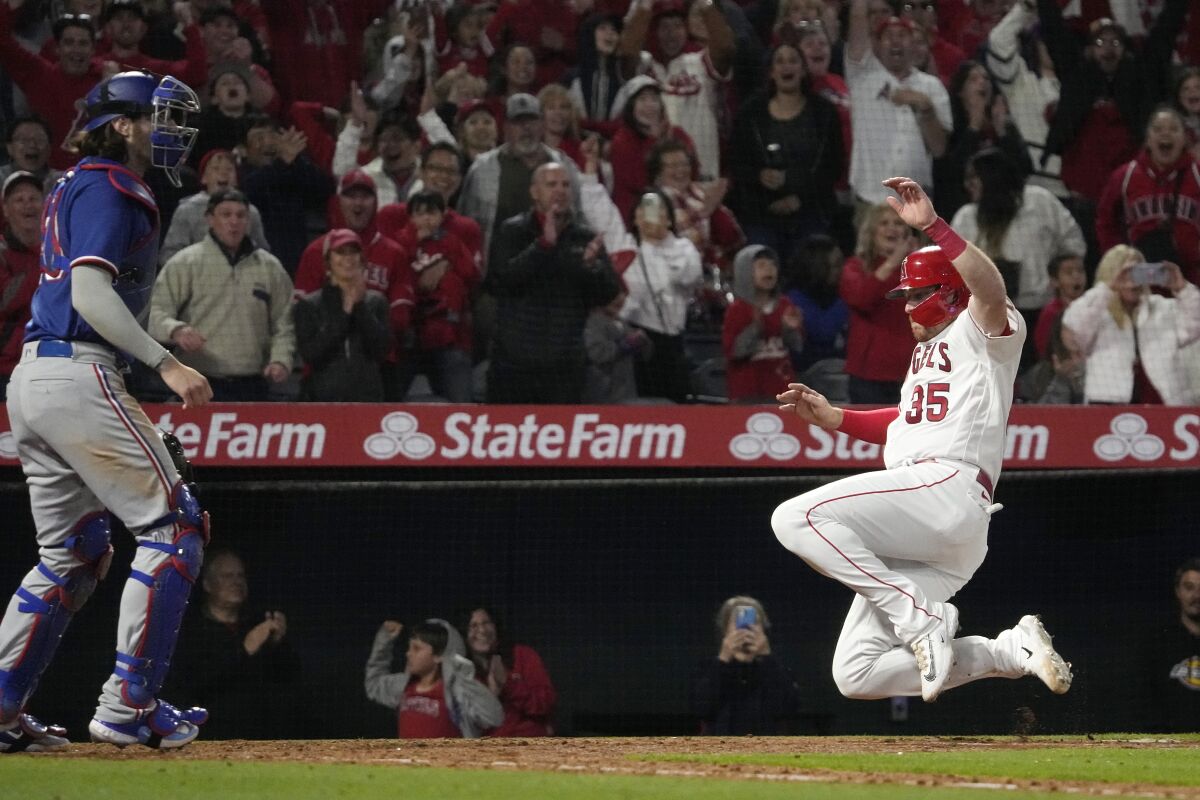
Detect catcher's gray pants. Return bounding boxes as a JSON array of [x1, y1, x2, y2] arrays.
[[0, 342, 189, 725]]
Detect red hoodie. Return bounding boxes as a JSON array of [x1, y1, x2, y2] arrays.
[[1097, 150, 1200, 282]]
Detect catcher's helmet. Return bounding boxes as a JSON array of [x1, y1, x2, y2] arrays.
[[885, 245, 970, 327], [82, 71, 199, 187]]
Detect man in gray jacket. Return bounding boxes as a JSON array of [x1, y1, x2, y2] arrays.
[[150, 188, 295, 401]]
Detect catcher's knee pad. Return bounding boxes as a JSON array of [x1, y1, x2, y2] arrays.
[[0, 512, 115, 723], [144, 482, 210, 545], [58, 511, 114, 610]]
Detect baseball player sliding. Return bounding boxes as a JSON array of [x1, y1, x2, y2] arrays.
[[0, 71, 213, 752], [773, 176, 1072, 704]]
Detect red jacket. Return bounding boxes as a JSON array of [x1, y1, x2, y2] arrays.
[[838, 256, 913, 383], [262, 0, 385, 108], [396, 229, 477, 352], [478, 644, 557, 738], [292, 226, 414, 337], [1096, 151, 1200, 281], [610, 123, 697, 219], [0, 5, 105, 169], [1059, 99, 1138, 202], [96, 24, 208, 90], [377, 205, 485, 275], [0, 233, 39, 376], [721, 297, 799, 401]]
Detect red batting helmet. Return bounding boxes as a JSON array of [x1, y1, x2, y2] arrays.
[[884, 246, 970, 327]]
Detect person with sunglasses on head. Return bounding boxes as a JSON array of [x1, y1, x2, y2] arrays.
[[1035, 0, 1188, 205], [0, 2, 107, 169], [0, 70, 214, 752]]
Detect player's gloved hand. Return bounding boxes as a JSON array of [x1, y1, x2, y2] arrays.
[[159, 356, 213, 409]]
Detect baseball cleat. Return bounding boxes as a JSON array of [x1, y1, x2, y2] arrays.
[[912, 602, 959, 703], [0, 713, 69, 753], [1015, 614, 1072, 694], [89, 700, 208, 749]]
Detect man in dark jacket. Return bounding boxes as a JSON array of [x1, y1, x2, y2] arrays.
[[486, 163, 621, 403], [1036, 0, 1187, 204]]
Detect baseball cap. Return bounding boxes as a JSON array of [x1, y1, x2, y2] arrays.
[[505, 93, 541, 121], [2, 171, 42, 201], [338, 168, 376, 196], [197, 148, 233, 178], [455, 99, 499, 128], [325, 228, 363, 253], [873, 15, 916, 36]]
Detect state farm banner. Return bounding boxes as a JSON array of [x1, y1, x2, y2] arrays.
[[0, 405, 1196, 469]]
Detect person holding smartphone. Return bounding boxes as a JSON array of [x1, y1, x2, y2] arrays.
[[688, 596, 804, 735], [1061, 244, 1200, 405]]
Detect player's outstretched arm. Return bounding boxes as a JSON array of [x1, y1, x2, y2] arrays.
[[882, 177, 1010, 336], [777, 383, 844, 430], [72, 266, 213, 408]]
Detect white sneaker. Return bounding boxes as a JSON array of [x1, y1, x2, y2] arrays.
[[89, 700, 207, 749], [1015, 614, 1072, 694], [912, 603, 959, 703]]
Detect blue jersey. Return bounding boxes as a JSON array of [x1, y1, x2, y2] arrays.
[[26, 157, 160, 347]]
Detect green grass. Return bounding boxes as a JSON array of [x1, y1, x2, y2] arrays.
[[641, 744, 1200, 787], [0, 759, 1069, 800]]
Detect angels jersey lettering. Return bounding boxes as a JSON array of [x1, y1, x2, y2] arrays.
[[884, 302, 1025, 485]]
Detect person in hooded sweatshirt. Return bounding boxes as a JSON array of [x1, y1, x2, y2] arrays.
[[722, 244, 805, 403]]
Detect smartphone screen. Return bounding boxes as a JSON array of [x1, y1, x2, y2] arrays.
[[1130, 262, 1168, 286], [735, 605, 757, 629]]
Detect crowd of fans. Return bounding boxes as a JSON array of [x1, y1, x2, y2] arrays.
[[2, 0, 1199, 406]]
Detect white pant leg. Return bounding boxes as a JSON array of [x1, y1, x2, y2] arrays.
[[772, 461, 990, 645], [830, 564, 1025, 699]]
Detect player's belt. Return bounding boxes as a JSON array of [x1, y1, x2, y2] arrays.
[[27, 339, 118, 367], [912, 457, 993, 502], [35, 340, 74, 358]]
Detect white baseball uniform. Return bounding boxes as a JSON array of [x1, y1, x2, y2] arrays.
[[772, 301, 1033, 699]]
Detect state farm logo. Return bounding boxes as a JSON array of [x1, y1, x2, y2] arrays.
[[364, 412, 436, 460], [1093, 413, 1165, 462], [365, 411, 686, 461], [730, 413, 800, 461]]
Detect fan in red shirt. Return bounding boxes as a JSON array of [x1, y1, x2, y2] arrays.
[[487, 0, 581, 87], [96, 0, 207, 90], [1096, 108, 1200, 284], [839, 203, 920, 404], [397, 623, 464, 739], [377, 142, 485, 273], [392, 191, 478, 403], [0, 173, 44, 399], [0, 8, 107, 170], [464, 607, 557, 737]]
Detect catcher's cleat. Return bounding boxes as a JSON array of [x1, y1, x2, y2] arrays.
[[912, 602, 959, 703], [1015, 614, 1073, 694], [0, 713, 69, 753], [89, 700, 207, 749]]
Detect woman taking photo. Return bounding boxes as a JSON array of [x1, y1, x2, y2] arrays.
[[1062, 245, 1200, 406]]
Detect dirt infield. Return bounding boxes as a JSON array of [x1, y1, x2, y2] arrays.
[[47, 736, 1200, 798]]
